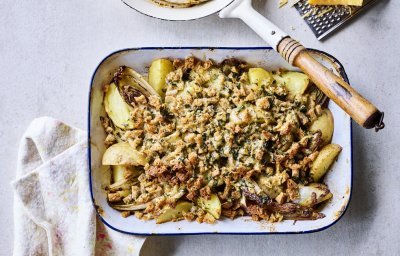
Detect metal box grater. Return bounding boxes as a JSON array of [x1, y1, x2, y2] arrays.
[[294, 0, 378, 40]]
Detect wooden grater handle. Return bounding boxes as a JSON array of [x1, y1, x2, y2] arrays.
[[277, 37, 384, 130]]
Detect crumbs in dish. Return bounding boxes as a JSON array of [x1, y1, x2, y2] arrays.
[[100, 57, 342, 224]]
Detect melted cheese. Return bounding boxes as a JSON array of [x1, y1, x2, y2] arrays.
[[308, 0, 363, 6]]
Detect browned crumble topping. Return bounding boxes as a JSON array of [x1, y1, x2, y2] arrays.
[[103, 57, 331, 223]]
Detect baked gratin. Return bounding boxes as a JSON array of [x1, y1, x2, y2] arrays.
[[101, 57, 342, 224], [150, 0, 210, 8]]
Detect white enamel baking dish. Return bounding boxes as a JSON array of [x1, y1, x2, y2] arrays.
[[89, 47, 352, 235]]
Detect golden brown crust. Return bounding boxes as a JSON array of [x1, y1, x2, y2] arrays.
[[103, 57, 331, 223]]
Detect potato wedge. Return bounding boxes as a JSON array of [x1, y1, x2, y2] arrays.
[[281, 72, 309, 98], [197, 194, 221, 219], [102, 142, 148, 166], [310, 109, 334, 146], [149, 59, 174, 98], [310, 144, 342, 182], [112, 165, 127, 183], [104, 83, 134, 129], [294, 184, 333, 207], [248, 68, 273, 87], [112, 165, 141, 183], [156, 201, 193, 224]]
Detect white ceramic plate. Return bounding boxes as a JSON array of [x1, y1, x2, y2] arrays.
[[89, 47, 352, 235]]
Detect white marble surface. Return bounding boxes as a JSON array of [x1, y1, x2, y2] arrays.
[[1, 0, 399, 255]]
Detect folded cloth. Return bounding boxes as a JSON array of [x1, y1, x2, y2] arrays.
[[12, 117, 146, 256]]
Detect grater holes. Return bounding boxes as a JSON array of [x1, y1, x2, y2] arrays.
[[294, 0, 374, 39]]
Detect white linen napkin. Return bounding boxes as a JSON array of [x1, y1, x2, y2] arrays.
[[12, 117, 147, 256]]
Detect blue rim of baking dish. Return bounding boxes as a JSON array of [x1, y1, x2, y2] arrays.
[[88, 46, 353, 236]]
